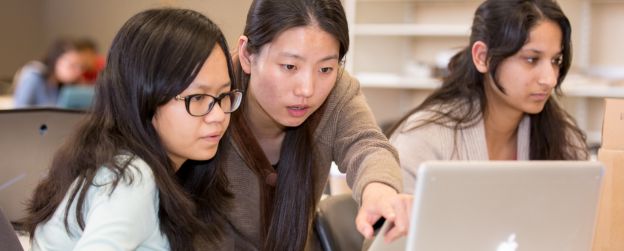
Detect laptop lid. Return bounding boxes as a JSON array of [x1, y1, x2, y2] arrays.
[[369, 161, 603, 251], [0, 108, 86, 223]]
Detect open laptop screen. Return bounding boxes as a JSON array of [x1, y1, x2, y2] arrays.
[[0, 108, 86, 223], [369, 161, 603, 251]]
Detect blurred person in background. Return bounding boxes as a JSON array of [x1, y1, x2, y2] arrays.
[[13, 38, 83, 108]]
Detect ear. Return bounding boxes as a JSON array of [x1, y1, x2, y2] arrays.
[[237, 35, 252, 74], [471, 41, 489, 73]]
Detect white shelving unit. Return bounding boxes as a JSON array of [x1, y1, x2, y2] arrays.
[[343, 0, 479, 125], [343, 0, 624, 146], [356, 73, 624, 99], [356, 73, 440, 89], [354, 24, 470, 36]]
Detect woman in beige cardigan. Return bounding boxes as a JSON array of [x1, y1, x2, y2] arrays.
[[389, 0, 589, 194], [187, 0, 412, 250]]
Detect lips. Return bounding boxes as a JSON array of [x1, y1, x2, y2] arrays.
[[530, 93, 549, 101], [199, 131, 223, 142], [287, 105, 310, 117], [288, 104, 309, 110]]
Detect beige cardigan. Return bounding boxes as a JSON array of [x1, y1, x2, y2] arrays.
[[218, 71, 403, 250], [389, 109, 532, 194]]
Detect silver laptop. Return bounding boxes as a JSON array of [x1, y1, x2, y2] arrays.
[[0, 108, 86, 223], [369, 161, 603, 251]]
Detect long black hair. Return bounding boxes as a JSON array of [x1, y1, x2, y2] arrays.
[[389, 0, 587, 160], [231, 0, 349, 250], [23, 8, 234, 250]]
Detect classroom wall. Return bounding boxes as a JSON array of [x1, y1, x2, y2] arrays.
[[0, 0, 45, 79], [0, 0, 251, 82], [2, 0, 621, 80], [590, 3, 624, 69]]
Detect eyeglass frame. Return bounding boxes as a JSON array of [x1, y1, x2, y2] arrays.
[[174, 90, 243, 117]]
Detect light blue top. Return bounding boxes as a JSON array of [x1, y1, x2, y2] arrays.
[[31, 156, 170, 251], [13, 62, 59, 108]]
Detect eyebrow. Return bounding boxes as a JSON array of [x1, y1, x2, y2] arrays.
[[319, 54, 340, 62], [279, 52, 304, 60], [521, 48, 562, 56], [189, 81, 232, 93], [278, 52, 340, 63], [214, 82, 232, 92]]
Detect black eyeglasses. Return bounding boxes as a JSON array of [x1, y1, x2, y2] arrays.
[[174, 90, 243, 117]]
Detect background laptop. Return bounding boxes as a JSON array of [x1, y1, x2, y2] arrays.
[[57, 85, 94, 110], [0, 108, 86, 223], [369, 161, 603, 251]]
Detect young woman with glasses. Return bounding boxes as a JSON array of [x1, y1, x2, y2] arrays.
[[23, 8, 241, 250]]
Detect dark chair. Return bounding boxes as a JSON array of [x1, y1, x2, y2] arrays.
[[0, 209, 24, 251], [314, 194, 363, 251]]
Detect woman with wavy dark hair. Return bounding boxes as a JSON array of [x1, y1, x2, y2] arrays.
[[197, 0, 412, 250], [389, 0, 589, 193], [23, 8, 240, 250]]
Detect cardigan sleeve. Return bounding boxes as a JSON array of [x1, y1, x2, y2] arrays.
[[389, 123, 445, 194], [330, 73, 403, 205]]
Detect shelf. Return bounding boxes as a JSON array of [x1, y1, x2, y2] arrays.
[[356, 73, 441, 89], [561, 84, 624, 98], [356, 72, 624, 98], [591, 0, 624, 4], [355, 0, 480, 2], [586, 130, 602, 146], [354, 24, 470, 37]]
